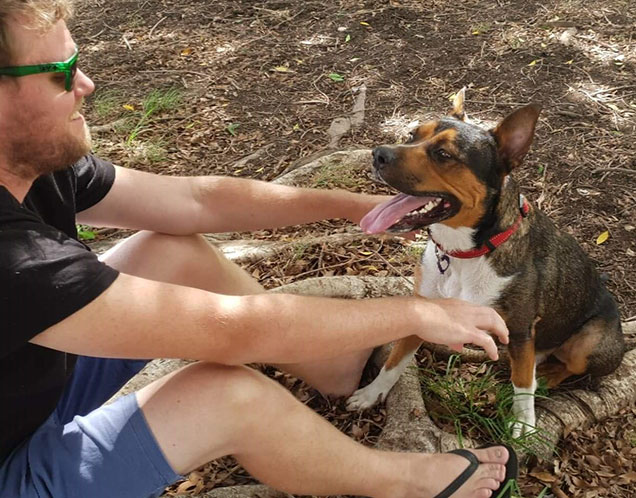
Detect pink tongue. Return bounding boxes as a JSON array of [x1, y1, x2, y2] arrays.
[[360, 193, 434, 234]]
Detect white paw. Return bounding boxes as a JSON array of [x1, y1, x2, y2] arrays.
[[511, 417, 535, 439], [346, 384, 387, 411], [511, 386, 536, 438]]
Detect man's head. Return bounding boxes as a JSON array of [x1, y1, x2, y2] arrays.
[[0, 1, 75, 66], [0, 0, 95, 183]]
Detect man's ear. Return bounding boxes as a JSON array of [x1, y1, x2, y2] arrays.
[[492, 104, 541, 173], [450, 87, 467, 121]]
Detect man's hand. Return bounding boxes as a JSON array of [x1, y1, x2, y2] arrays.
[[415, 298, 509, 360]]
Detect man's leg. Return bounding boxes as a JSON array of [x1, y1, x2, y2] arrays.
[[100, 231, 371, 395], [137, 361, 509, 498]]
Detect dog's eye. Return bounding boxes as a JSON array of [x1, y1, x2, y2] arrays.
[[405, 131, 416, 143], [435, 148, 453, 161]]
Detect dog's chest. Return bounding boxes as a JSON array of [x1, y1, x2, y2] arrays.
[[416, 231, 513, 307]]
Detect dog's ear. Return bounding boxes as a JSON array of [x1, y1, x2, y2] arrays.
[[492, 104, 541, 173], [450, 88, 467, 121]]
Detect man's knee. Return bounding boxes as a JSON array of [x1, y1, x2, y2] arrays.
[[181, 362, 273, 413]]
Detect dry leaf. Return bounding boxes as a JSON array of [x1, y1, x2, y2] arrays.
[[530, 471, 558, 483], [618, 471, 636, 483], [596, 230, 609, 245]]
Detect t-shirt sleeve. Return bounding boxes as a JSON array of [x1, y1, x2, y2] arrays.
[[72, 154, 117, 212], [0, 222, 119, 356]]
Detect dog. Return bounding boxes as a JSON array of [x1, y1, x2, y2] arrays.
[[346, 90, 625, 436]]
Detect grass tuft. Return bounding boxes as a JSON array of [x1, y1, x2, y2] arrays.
[[419, 354, 554, 456], [126, 88, 182, 144]]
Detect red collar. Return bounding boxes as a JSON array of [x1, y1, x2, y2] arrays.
[[429, 195, 530, 259]]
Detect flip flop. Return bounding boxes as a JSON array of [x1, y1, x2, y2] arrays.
[[434, 445, 519, 498]]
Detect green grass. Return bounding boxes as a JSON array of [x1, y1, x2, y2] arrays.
[[290, 242, 310, 261], [419, 354, 554, 456], [126, 88, 182, 144], [92, 89, 125, 120], [76, 224, 96, 241]]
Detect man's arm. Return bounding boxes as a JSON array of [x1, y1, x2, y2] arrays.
[[77, 166, 383, 234], [30, 273, 507, 365]]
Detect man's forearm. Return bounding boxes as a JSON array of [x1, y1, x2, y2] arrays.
[[191, 176, 381, 233], [208, 292, 418, 365]]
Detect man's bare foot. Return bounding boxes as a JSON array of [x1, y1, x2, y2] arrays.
[[395, 446, 510, 498]]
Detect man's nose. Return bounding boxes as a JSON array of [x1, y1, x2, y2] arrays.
[[74, 69, 95, 97]]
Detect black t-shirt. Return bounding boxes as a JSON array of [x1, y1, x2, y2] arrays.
[[0, 155, 119, 462]]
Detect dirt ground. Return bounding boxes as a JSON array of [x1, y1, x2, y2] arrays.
[[73, 0, 635, 496]]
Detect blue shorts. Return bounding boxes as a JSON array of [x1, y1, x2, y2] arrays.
[[0, 357, 182, 498]]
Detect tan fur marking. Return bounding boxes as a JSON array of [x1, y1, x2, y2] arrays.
[[536, 362, 574, 388], [553, 322, 604, 375], [510, 341, 536, 388], [413, 121, 438, 141], [385, 335, 422, 370]]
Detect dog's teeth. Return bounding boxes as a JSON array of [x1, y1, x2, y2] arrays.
[[411, 199, 442, 215]]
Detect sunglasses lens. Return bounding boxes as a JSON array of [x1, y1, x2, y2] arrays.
[[67, 61, 78, 91]]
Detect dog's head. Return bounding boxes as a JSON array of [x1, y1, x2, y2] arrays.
[[361, 89, 541, 234]]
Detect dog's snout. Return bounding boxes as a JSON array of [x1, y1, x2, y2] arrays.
[[372, 146, 396, 169]]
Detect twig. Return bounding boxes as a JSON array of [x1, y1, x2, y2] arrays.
[[148, 16, 167, 37], [139, 69, 211, 78], [591, 167, 636, 175]]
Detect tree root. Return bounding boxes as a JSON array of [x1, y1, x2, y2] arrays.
[[534, 347, 636, 458], [270, 275, 412, 298], [177, 485, 292, 498], [209, 232, 373, 265]]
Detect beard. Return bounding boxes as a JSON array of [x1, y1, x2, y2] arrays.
[[7, 119, 92, 180]]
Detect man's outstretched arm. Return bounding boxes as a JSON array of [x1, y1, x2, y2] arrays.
[[31, 273, 507, 366], [78, 166, 384, 234]]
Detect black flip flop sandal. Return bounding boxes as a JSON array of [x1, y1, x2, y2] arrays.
[[434, 445, 519, 498]]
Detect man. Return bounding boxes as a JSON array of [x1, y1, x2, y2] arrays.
[[0, 2, 512, 497]]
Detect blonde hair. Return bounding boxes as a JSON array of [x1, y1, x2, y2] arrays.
[[0, 1, 74, 65]]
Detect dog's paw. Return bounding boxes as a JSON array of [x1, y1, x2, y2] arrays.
[[511, 386, 536, 439], [510, 407, 536, 439], [346, 384, 387, 411], [511, 419, 535, 439]]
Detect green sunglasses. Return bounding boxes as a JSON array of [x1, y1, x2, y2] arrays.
[[0, 46, 79, 91]]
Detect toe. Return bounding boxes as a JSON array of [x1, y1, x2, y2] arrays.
[[471, 446, 509, 465]]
